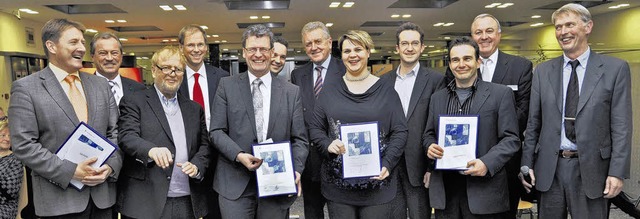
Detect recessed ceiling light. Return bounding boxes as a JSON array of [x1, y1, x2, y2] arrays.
[[221, 40, 227, 43], [262, 16, 270, 19], [530, 22, 544, 27], [200, 26, 208, 30], [421, 54, 428, 57], [162, 39, 169, 42], [391, 14, 400, 18], [433, 22, 444, 27], [86, 29, 98, 33], [326, 23, 334, 27], [223, 48, 229, 51], [443, 23, 454, 27], [142, 57, 149, 60], [212, 35, 220, 38], [330, 2, 341, 8], [296, 50, 301, 53], [174, 5, 187, 10], [343, 2, 355, 8], [609, 3, 630, 9], [105, 20, 115, 23], [402, 14, 411, 18], [214, 40, 221, 43], [159, 5, 173, 11], [206, 35, 211, 38], [170, 39, 177, 42], [117, 20, 127, 23], [119, 38, 128, 41], [443, 36, 451, 40], [250, 16, 259, 19], [428, 45, 435, 48], [485, 3, 501, 8], [497, 3, 514, 8], [20, 9, 39, 14], [531, 15, 541, 19]]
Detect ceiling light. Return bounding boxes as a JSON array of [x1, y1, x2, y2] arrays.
[[200, 26, 208, 30], [119, 38, 128, 41], [206, 35, 211, 38], [159, 5, 173, 11], [212, 35, 220, 38], [142, 57, 149, 60], [174, 5, 187, 10], [86, 29, 98, 33], [485, 3, 501, 8], [26, 10, 39, 14], [609, 3, 630, 9], [391, 14, 400, 18], [162, 39, 169, 42], [250, 16, 259, 19], [105, 20, 115, 23], [421, 54, 428, 57], [343, 2, 355, 8], [214, 40, 221, 43], [428, 45, 435, 48], [330, 2, 341, 8], [326, 23, 334, 27], [443, 23, 454, 27], [433, 22, 444, 27], [223, 48, 229, 51], [262, 16, 270, 19], [402, 14, 411, 18], [117, 20, 127, 23], [531, 15, 541, 19], [443, 36, 451, 40], [530, 22, 544, 27], [497, 3, 514, 8], [20, 9, 40, 14], [170, 39, 177, 42], [370, 48, 377, 53], [221, 40, 227, 43]]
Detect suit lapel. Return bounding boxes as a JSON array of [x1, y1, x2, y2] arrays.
[[266, 78, 283, 138], [145, 89, 174, 144], [239, 73, 258, 139], [40, 68, 79, 124], [470, 81, 490, 114], [406, 67, 428, 119], [79, 73, 97, 125], [178, 95, 195, 154], [550, 57, 564, 114], [491, 52, 509, 84], [302, 65, 314, 99], [577, 51, 604, 115]]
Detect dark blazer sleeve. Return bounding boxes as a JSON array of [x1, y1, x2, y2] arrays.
[[117, 94, 158, 165], [479, 86, 520, 177], [209, 78, 245, 162], [190, 101, 211, 181], [607, 60, 632, 179], [511, 57, 533, 138], [308, 94, 335, 159], [289, 86, 309, 172], [380, 88, 408, 170]]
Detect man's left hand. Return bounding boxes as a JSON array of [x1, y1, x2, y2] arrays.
[[82, 165, 113, 186], [289, 171, 302, 197], [603, 176, 624, 198], [463, 159, 488, 177], [177, 162, 199, 178]]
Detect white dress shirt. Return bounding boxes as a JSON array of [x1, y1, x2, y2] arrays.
[[480, 49, 499, 82], [248, 72, 272, 142], [394, 63, 420, 117], [186, 64, 212, 130]]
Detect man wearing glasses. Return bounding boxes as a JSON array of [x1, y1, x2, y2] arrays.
[[209, 24, 308, 218], [117, 46, 211, 218]]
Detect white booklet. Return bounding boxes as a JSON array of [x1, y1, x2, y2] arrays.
[[55, 122, 117, 190], [340, 122, 380, 178], [253, 141, 297, 197], [435, 115, 479, 170]]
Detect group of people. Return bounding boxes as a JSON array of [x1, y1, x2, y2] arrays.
[[1, 2, 633, 219]]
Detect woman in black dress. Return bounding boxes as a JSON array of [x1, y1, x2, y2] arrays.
[[0, 119, 24, 218], [309, 30, 408, 218]]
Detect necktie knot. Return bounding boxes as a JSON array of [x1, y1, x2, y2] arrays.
[[315, 66, 324, 72], [64, 75, 78, 84], [108, 80, 116, 88], [252, 78, 263, 87], [192, 72, 205, 109], [569, 60, 580, 70], [194, 72, 200, 82]]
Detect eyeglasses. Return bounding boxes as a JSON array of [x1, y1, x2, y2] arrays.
[[0, 134, 9, 138], [0, 116, 7, 122], [155, 65, 185, 75], [244, 47, 271, 55], [399, 41, 421, 49]]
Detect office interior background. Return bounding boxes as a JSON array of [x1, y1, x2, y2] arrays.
[[0, 0, 639, 205]]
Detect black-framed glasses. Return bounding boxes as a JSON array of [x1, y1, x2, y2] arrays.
[[244, 47, 271, 55], [155, 65, 185, 75], [0, 116, 7, 122]]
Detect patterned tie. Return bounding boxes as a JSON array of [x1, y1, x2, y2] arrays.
[[64, 75, 88, 122], [252, 78, 264, 142], [564, 60, 580, 143], [108, 80, 119, 102], [313, 66, 324, 99], [192, 73, 205, 109]]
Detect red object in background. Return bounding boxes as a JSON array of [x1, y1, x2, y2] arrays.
[[80, 67, 143, 83]]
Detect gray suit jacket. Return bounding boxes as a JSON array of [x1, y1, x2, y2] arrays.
[[423, 80, 520, 214], [8, 67, 121, 216], [381, 66, 444, 187], [210, 72, 308, 207], [521, 51, 632, 198]]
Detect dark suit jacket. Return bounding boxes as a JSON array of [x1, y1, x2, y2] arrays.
[[8, 67, 121, 216], [290, 57, 345, 181], [521, 51, 632, 199], [210, 72, 308, 208], [491, 51, 533, 139], [117, 88, 210, 219], [381, 66, 444, 187], [121, 76, 147, 96], [423, 80, 520, 214], [178, 64, 229, 117]]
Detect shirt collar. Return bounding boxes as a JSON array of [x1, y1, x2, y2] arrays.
[[95, 71, 122, 86], [446, 77, 479, 93], [314, 57, 331, 71], [396, 62, 420, 79], [248, 71, 272, 89], [49, 63, 80, 83], [483, 49, 499, 63], [153, 84, 178, 105], [187, 64, 207, 79], [563, 47, 590, 68]]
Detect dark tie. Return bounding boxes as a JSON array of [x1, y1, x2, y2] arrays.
[[193, 73, 205, 109], [313, 66, 324, 99], [252, 78, 264, 142], [564, 60, 580, 143]]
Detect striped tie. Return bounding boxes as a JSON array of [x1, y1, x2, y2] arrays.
[[108, 80, 119, 102], [313, 66, 324, 99]]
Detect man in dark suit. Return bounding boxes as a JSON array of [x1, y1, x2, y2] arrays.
[[424, 37, 520, 218], [90, 32, 146, 107], [177, 24, 229, 219], [520, 3, 632, 218], [382, 22, 443, 219], [210, 24, 308, 219], [290, 21, 344, 219], [117, 46, 210, 219], [470, 13, 533, 218], [9, 18, 121, 218]]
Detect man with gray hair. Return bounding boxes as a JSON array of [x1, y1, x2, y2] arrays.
[[520, 3, 632, 218], [290, 21, 345, 219], [210, 24, 308, 218]]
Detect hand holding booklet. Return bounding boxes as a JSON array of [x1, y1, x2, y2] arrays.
[[435, 116, 478, 170], [55, 122, 117, 190]]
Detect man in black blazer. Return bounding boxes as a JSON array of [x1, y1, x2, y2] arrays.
[[470, 14, 533, 218], [117, 47, 210, 219], [290, 21, 344, 219], [210, 24, 308, 219], [177, 24, 229, 219], [425, 37, 520, 218], [90, 32, 146, 106], [382, 22, 443, 219]]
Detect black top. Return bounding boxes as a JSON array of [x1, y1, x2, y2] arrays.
[[309, 77, 407, 206], [0, 153, 23, 218]]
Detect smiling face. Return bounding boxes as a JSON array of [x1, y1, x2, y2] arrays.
[[341, 39, 370, 76], [0, 127, 9, 152], [91, 38, 122, 78], [181, 30, 208, 70], [471, 16, 501, 58], [243, 36, 272, 77], [153, 54, 184, 98], [449, 44, 481, 87], [396, 30, 425, 66], [270, 42, 287, 74], [46, 27, 86, 73], [303, 29, 332, 65], [554, 12, 592, 59]]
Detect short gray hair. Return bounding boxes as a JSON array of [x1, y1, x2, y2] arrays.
[[301, 21, 331, 39], [473, 14, 501, 33], [552, 3, 592, 24], [241, 24, 274, 48]]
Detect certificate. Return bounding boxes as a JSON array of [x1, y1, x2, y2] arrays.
[[340, 122, 380, 178], [435, 115, 479, 170], [253, 141, 297, 197], [55, 122, 117, 190]]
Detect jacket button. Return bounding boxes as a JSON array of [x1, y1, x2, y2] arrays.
[[167, 176, 171, 180]]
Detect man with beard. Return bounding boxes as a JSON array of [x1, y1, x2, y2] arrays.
[[90, 32, 146, 106]]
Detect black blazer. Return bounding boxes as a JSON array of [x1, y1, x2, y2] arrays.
[[381, 66, 444, 187], [491, 51, 533, 139], [121, 76, 147, 96], [290, 57, 345, 181], [117, 88, 210, 219]]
